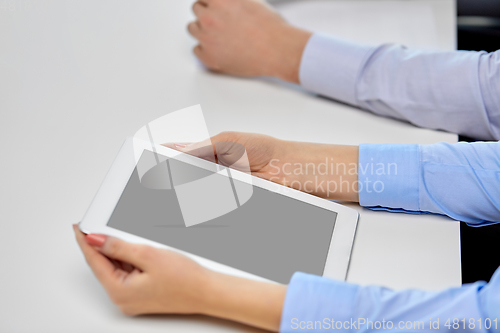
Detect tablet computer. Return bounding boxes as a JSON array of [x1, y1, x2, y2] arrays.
[[80, 138, 359, 284]]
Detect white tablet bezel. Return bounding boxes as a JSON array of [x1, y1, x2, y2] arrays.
[[80, 138, 359, 283]]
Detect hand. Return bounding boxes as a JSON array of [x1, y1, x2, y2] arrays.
[[74, 224, 287, 331], [188, 0, 312, 83], [165, 131, 290, 183], [73, 224, 209, 315], [166, 131, 360, 202]]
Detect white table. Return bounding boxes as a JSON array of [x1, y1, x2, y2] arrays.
[[0, 0, 459, 332]]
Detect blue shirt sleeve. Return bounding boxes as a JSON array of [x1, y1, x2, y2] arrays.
[[358, 141, 500, 226], [299, 33, 500, 140], [280, 269, 500, 332], [280, 141, 500, 331]]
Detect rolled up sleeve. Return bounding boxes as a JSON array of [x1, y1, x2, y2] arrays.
[[358, 143, 420, 212], [280, 272, 358, 332], [279, 271, 500, 333], [358, 141, 500, 225]]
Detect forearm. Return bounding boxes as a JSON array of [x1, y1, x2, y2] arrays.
[[275, 139, 500, 224], [201, 270, 287, 332], [278, 141, 359, 202]]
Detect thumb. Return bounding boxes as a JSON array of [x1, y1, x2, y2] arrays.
[[163, 134, 248, 169], [86, 234, 152, 271], [163, 138, 217, 163]]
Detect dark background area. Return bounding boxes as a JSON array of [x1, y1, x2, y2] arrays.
[[456, 0, 500, 284], [457, 0, 500, 52]]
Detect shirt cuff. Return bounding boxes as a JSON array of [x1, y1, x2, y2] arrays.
[[358, 144, 420, 211], [280, 272, 359, 332], [299, 33, 375, 106]]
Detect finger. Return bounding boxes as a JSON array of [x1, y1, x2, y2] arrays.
[[192, 1, 207, 18], [187, 21, 203, 40], [112, 259, 135, 274], [208, 132, 252, 171], [162, 142, 191, 150], [99, 236, 151, 271], [73, 225, 116, 289], [164, 138, 217, 163], [192, 44, 221, 71], [213, 142, 249, 170], [193, 44, 204, 61], [163, 133, 248, 166], [109, 258, 124, 271], [108, 258, 135, 281], [121, 262, 135, 273]]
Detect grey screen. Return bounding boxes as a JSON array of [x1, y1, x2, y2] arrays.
[[108, 150, 337, 283]]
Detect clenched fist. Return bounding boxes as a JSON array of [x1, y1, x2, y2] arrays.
[[187, 0, 311, 83]]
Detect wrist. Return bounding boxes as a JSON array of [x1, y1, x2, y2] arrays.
[[270, 24, 312, 83], [199, 270, 286, 331], [280, 142, 360, 202], [196, 269, 219, 315]]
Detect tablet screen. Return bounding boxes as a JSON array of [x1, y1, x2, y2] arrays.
[[108, 150, 337, 283]]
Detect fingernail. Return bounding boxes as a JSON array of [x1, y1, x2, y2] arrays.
[[86, 234, 107, 247], [174, 143, 187, 148]]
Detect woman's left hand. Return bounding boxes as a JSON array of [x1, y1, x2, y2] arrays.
[[73, 224, 209, 316]]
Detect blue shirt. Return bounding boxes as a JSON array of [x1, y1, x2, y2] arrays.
[[280, 35, 500, 332]]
